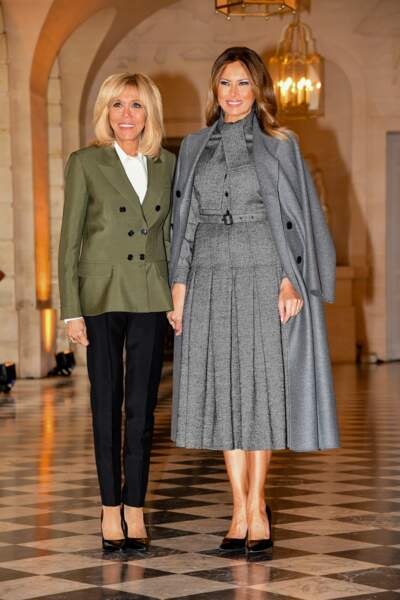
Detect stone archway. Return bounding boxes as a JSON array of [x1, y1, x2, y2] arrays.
[[31, 0, 177, 305], [28, 0, 177, 374]]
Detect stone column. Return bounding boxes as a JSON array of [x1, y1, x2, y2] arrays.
[[48, 59, 68, 355], [0, 4, 18, 367], [4, 0, 56, 376]]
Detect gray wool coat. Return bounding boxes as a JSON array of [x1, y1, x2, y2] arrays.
[[169, 116, 340, 452]]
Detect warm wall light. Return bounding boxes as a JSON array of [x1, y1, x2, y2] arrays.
[[215, 0, 297, 19], [269, 11, 324, 117], [41, 308, 56, 353], [32, 92, 52, 307]]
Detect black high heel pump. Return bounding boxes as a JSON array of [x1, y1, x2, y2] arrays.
[[122, 508, 150, 551], [246, 505, 273, 553], [101, 510, 125, 552], [219, 532, 247, 552]]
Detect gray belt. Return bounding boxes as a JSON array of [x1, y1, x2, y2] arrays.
[[199, 210, 267, 225]]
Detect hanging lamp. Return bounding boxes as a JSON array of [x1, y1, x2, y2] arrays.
[[215, 0, 298, 19], [268, 11, 324, 117]]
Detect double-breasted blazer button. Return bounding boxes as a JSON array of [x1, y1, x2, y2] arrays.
[[128, 230, 134, 236], [176, 190, 181, 198], [287, 221, 293, 229], [296, 256, 302, 264], [127, 254, 133, 261], [139, 254, 145, 260], [119, 206, 126, 213], [155, 205, 161, 212], [141, 228, 148, 235]]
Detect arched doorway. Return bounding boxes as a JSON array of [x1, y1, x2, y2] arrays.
[[29, 0, 178, 374]]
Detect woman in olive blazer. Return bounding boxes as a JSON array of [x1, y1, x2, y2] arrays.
[[58, 73, 175, 552]]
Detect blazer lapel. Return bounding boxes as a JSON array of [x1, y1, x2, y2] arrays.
[[98, 146, 143, 210], [142, 156, 162, 227]]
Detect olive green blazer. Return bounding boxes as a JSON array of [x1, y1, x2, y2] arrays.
[[58, 144, 176, 320]]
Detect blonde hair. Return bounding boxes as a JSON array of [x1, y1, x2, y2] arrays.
[[206, 47, 287, 140], [93, 72, 164, 157]]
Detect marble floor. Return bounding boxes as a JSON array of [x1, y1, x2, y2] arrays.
[[0, 362, 399, 599]]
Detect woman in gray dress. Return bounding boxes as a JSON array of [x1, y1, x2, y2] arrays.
[[168, 47, 339, 553]]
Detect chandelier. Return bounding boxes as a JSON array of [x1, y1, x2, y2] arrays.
[[215, 0, 298, 19], [268, 12, 323, 117]]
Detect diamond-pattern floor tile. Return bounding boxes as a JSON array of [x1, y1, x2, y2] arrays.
[[252, 574, 384, 599], [105, 573, 236, 598], [0, 363, 398, 599]]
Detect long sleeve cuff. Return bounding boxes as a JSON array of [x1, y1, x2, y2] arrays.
[[172, 267, 189, 285]]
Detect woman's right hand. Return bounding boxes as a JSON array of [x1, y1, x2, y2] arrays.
[[66, 318, 89, 346], [167, 283, 186, 336]]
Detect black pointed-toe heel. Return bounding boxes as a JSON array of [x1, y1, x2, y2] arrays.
[[125, 536, 150, 551], [219, 533, 247, 552], [246, 505, 273, 554], [101, 510, 125, 552], [122, 509, 150, 552]]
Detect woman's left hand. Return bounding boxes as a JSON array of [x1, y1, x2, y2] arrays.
[[278, 277, 304, 324], [167, 283, 186, 336]]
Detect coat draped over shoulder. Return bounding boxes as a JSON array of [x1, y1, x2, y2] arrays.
[[169, 118, 339, 452]]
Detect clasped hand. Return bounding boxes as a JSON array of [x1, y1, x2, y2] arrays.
[[66, 318, 89, 346]]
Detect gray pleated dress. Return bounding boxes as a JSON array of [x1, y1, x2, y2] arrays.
[[172, 111, 288, 451]]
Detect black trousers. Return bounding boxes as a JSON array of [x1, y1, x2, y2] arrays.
[[85, 312, 166, 507]]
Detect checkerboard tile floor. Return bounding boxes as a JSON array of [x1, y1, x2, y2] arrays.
[[0, 362, 399, 599]]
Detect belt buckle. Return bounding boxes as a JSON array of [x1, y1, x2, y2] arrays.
[[222, 210, 233, 225]]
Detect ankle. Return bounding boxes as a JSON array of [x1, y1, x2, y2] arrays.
[[247, 498, 266, 515], [124, 505, 144, 517], [227, 519, 247, 536], [102, 505, 122, 518], [101, 507, 124, 539], [232, 496, 247, 510], [231, 509, 247, 521]]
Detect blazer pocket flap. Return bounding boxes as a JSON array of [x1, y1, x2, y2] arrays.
[[78, 262, 113, 277], [155, 261, 168, 280]]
